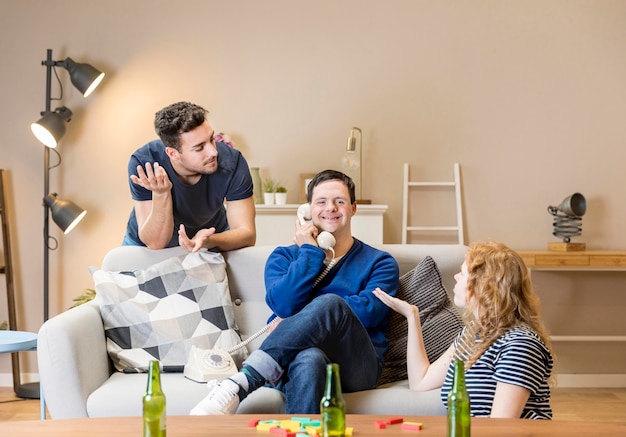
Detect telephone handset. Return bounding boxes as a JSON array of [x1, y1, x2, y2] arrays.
[[297, 203, 337, 288], [296, 204, 336, 250]]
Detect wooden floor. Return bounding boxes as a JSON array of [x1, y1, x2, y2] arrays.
[[1, 387, 626, 423]]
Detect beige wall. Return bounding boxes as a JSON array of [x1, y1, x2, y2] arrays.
[[1, 1, 625, 380]]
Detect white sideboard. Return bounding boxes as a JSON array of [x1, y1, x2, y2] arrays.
[[254, 204, 388, 246]]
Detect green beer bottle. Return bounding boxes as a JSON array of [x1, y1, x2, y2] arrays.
[[447, 359, 470, 437], [320, 363, 346, 437], [143, 360, 166, 437]]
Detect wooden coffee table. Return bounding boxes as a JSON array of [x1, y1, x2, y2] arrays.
[[1, 414, 625, 436]]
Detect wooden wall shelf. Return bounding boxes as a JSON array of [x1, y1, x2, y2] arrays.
[[516, 250, 626, 271], [515, 249, 626, 345]]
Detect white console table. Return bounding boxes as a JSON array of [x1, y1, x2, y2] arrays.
[[255, 204, 388, 246]]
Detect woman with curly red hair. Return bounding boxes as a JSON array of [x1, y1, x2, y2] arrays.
[[374, 241, 555, 419]]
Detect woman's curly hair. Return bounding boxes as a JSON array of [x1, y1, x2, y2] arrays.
[[458, 242, 554, 372]]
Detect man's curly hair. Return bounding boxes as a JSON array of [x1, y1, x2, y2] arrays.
[[154, 102, 208, 151]]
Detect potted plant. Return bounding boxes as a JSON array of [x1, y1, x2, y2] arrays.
[[70, 288, 96, 308], [263, 178, 277, 205], [275, 186, 287, 205]]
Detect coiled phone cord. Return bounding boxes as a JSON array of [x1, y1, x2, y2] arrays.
[[313, 247, 336, 288], [227, 246, 336, 355], [227, 317, 279, 354]]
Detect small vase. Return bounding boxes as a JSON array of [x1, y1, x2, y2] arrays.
[[263, 192, 275, 205], [275, 192, 287, 205], [250, 167, 263, 204]]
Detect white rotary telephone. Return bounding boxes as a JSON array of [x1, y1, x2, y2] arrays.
[[183, 347, 238, 383], [184, 322, 276, 383]]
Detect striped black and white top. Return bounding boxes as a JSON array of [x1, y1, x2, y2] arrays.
[[440, 325, 553, 420]]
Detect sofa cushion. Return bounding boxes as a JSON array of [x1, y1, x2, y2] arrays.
[[86, 372, 285, 417], [93, 250, 245, 371], [379, 256, 463, 385], [345, 380, 447, 415]]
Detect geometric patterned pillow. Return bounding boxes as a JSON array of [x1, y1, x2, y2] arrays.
[[378, 256, 463, 386], [93, 250, 246, 372]]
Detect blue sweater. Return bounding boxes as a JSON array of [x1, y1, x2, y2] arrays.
[[264, 239, 399, 363]]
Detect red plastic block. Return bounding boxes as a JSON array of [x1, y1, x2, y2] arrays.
[[374, 420, 387, 429], [248, 418, 260, 427], [386, 417, 404, 425]]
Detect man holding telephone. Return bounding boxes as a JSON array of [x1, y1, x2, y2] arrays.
[[191, 169, 399, 415]]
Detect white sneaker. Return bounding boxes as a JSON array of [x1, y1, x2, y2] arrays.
[[189, 378, 241, 415]]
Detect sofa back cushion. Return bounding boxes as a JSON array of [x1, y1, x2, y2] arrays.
[[378, 256, 463, 385], [223, 246, 276, 351], [373, 244, 467, 296]]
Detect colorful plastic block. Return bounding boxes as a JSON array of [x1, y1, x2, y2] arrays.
[[279, 420, 302, 431], [401, 421, 424, 431], [257, 422, 280, 432]]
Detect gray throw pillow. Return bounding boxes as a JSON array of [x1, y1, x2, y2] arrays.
[[378, 256, 463, 385]]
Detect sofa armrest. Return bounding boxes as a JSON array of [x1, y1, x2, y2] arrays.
[[38, 300, 111, 419]]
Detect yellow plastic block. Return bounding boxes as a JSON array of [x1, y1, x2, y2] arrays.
[[304, 425, 321, 435], [279, 420, 302, 431], [257, 422, 279, 432]]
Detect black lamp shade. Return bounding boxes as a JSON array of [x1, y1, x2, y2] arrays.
[[62, 57, 105, 97], [557, 193, 586, 217], [31, 113, 66, 148], [44, 193, 87, 234], [31, 106, 73, 148]]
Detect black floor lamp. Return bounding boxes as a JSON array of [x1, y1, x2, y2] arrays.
[[18, 48, 105, 399]]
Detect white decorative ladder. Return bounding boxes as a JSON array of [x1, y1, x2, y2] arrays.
[[401, 163, 464, 244]]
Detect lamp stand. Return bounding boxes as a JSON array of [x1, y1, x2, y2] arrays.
[[42, 48, 54, 323], [12, 49, 58, 401], [19, 48, 97, 401], [344, 127, 371, 204], [44, 149, 51, 322], [355, 131, 371, 204]]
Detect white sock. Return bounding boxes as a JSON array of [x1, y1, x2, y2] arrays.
[[228, 371, 249, 393]]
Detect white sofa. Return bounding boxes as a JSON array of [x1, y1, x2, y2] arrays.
[[38, 244, 467, 419]]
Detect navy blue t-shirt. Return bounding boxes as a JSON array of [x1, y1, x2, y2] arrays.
[[123, 140, 253, 247]]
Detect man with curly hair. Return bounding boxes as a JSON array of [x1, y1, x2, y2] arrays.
[[122, 101, 256, 252]]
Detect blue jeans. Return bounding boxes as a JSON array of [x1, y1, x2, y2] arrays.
[[243, 294, 382, 413]]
